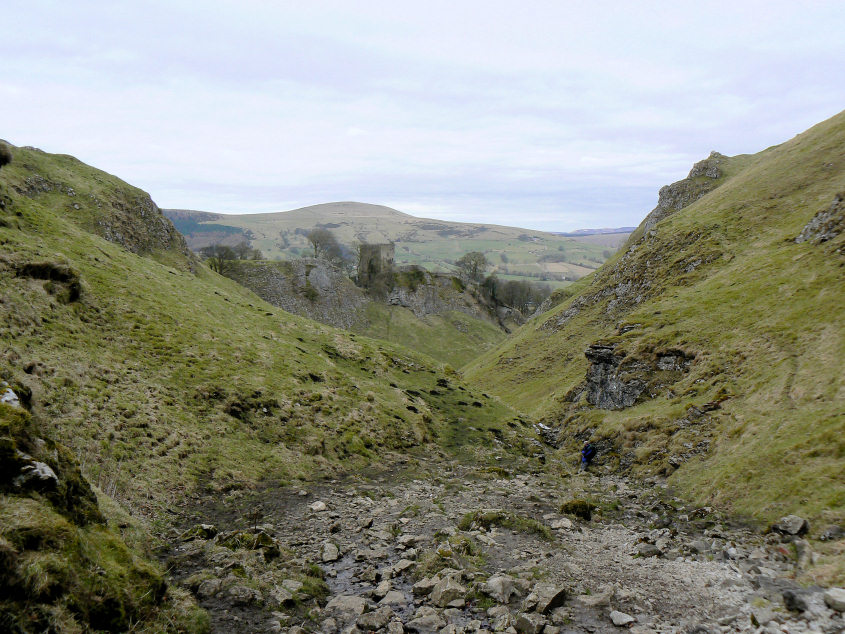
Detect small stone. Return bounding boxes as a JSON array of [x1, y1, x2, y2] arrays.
[[532, 583, 568, 614], [309, 501, 328, 512], [321, 542, 340, 562], [823, 587, 845, 611], [398, 534, 423, 547], [281, 579, 303, 593], [358, 606, 397, 631], [636, 543, 661, 557], [227, 584, 262, 606], [196, 578, 222, 599], [515, 612, 546, 634], [1, 383, 21, 408], [550, 518, 572, 530], [413, 576, 437, 596], [269, 585, 294, 606], [325, 595, 368, 621], [373, 579, 392, 599], [689, 539, 709, 554], [13, 461, 58, 491], [393, 558, 416, 575], [485, 574, 516, 604], [407, 606, 446, 632], [782, 589, 809, 612], [431, 576, 466, 607], [298, 489, 309, 496], [609, 610, 636, 627], [386, 619, 405, 634], [770, 515, 809, 536], [379, 590, 406, 606]]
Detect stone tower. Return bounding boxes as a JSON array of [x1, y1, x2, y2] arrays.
[[358, 243, 395, 287]]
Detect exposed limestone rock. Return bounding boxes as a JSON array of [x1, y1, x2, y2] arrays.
[[581, 344, 694, 410], [770, 515, 809, 536], [430, 576, 466, 607], [823, 587, 845, 612], [609, 610, 637, 627], [515, 611, 546, 634], [642, 151, 726, 231], [485, 574, 516, 604], [795, 192, 844, 246], [584, 345, 647, 409]]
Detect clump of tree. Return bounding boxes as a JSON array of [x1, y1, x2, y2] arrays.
[[455, 251, 488, 281], [199, 241, 262, 274], [232, 240, 263, 260], [200, 244, 237, 274], [480, 274, 552, 315], [307, 228, 353, 272], [0, 143, 12, 170]]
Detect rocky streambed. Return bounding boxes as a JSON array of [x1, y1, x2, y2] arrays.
[[164, 460, 844, 634]]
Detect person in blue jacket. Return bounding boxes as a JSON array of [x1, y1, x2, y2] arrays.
[[580, 440, 596, 472]]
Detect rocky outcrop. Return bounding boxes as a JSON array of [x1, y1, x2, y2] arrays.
[[578, 345, 694, 410], [796, 192, 844, 249], [228, 258, 514, 332], [642, 151, 727, 232], [227, 259, 370, 329]]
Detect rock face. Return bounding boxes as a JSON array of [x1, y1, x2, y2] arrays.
[[584, 345, 647, 409], [582, 344, 693, 410], [642, 151, 726, 231], [795, 192, 844, 246], [227, 259, 371, 329], [225, 258, 513, 333]]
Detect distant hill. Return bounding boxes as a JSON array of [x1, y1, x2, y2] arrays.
[[466, 111, 845, 533], [164, 202, 615, 287], [553, 227, 637, 236]]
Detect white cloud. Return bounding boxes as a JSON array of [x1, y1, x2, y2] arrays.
[[1, 1, 843, 231]]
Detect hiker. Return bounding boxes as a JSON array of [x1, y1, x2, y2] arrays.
[[580, 440, 596, 472]]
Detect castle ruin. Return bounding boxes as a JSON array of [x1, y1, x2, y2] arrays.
[[358, 243, 394, 288]]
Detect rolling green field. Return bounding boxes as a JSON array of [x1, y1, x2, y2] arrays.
[[165, 202, 614, 284]]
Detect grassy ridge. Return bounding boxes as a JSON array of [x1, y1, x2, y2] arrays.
[[466, 111, 845, 533], [0, 145, 534, 523]]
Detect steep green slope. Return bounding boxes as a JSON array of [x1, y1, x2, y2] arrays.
[[0, 144, 533, 514], [466, 112, 845, 529], [165, 202, 610, 286]]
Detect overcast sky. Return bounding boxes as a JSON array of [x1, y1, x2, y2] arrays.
[[2, 1, 844, 231]]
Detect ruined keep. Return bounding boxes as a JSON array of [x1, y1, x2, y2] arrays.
[[358, 243, 395, 288]]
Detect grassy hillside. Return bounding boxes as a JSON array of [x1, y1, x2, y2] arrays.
[[466, 112, 845, 535], [351, 303, 507, 368], [0, 146, 535, 508], [165, 202, 611, 286], [0, 144, 540, 629]]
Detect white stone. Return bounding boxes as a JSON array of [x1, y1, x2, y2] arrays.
[[609, 610, 636, 627]]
